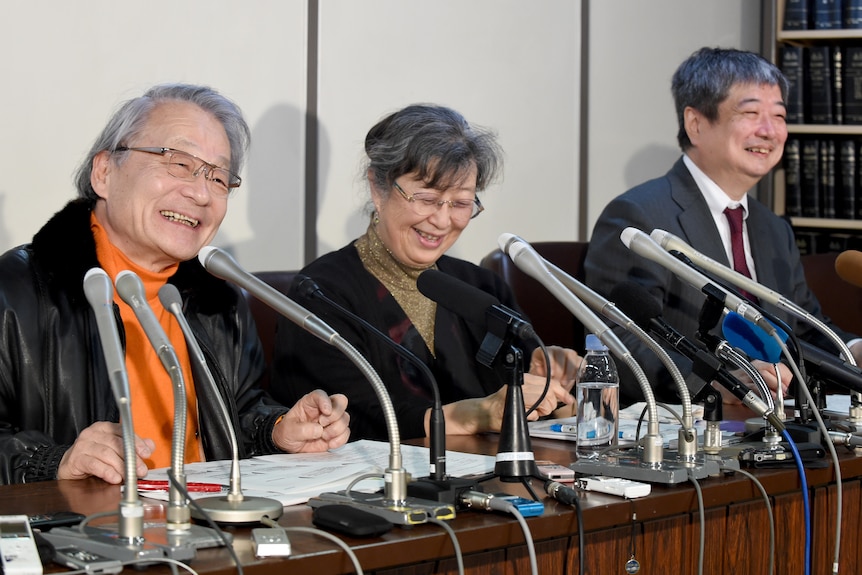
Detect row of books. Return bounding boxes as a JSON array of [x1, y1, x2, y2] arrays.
[[795, 229, 862, 255], [780, 44, 862, 124], [783, 137, 862, 219], [784, 0, 862, 30]]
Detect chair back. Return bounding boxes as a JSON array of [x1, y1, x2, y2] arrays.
[[800, 251, 862, 337], [480, 241, 589, 352], [245, 270, 298, 389]]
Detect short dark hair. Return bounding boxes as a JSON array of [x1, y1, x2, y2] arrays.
[[363, 104, 503, 203], [671, 47, 789, 150], [75, 83, 250, 201]]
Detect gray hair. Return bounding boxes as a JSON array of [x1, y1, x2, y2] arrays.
[[75, 83, 251, 200], [671, 47, 789, 151], [362, 104, 503, 204]]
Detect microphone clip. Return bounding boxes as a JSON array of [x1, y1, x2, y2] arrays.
[[476, 304, 531, 368]]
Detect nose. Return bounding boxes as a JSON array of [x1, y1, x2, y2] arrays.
[[183, 170, 213, 205], [756, 114, 783, 140], [427, 201, 454, 227]]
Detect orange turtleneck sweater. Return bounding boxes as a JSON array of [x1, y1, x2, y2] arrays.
[[91, 213, 203, 468]]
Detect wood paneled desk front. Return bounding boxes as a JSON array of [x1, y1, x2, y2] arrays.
[[3, 423, 861, 575]]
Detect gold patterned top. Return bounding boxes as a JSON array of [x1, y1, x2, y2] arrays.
[[355, 223, 437, 354]]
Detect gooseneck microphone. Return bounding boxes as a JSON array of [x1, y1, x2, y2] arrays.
[[496, 233, 666, 462], [197, 246, 453, 523], [295, 275, 446, 481], [158, 283, 284, 523], [621, 228, 775, 336], [835, 250, 862, 288], [611, 281, 785, 431], [82, 268, 144, 542], [115, 270, 191, 532]]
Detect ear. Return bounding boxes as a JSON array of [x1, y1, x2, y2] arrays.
[[368, 170, 384, 213], [683, 107, 702, 146], [90, 150, 113, 199]]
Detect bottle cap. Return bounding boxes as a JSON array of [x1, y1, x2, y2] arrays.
[[584, 333, 608, 351]]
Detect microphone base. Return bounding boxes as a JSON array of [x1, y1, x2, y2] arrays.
[[192, 494, 284, 524], [742, 419, 822, 444], [569, 451, 721, 485], [309, 490, 456, 525], [406, 476, 483, 507]]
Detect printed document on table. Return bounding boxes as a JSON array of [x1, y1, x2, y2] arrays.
[[140, 439, 495, 506]]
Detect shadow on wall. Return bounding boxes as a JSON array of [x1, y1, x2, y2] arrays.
[[0, 195, 8, 250], [623, 144, 680, 191], [214, 103, 305, 271]]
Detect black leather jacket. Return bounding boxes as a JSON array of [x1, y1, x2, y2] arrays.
[[0, 199, 288, 483]]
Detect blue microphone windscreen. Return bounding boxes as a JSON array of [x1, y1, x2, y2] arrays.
[[721, 312, 787, 363]]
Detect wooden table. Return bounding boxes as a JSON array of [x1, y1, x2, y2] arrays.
[[4, 426, 861, 575]]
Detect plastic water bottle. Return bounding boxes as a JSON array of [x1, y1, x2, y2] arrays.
[[576, 334, 619, 459]]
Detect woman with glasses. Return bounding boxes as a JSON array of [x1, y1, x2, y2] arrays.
[[271, 104, 581, 442]]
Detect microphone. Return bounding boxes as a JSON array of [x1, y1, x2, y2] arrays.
[[82, 268, 143, 542], [416, 268, 536, 368], [416, 268, 543, 483], [621, 228, 775, 335], [835, 250, 862, 288], [158, 283, 284, 524], [610, 281, 784, 430], [295, 275, 477, 499], [114, 270, 191, 532], [498, 233, 627, 359], [197, 246, 454, 524], [496, 233, 669, 461], [722, 312, 787, 365]]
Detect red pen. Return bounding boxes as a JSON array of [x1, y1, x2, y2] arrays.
[[137, 480, 225, 493]]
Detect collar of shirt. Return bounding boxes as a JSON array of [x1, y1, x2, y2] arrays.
[[682, 154, 756, 280]]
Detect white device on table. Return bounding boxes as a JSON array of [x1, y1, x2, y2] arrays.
[[0, 515, 43, 575], [578, 476, 651, 498]]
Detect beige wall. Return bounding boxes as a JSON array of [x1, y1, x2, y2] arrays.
[[0, 0, 760, 272]]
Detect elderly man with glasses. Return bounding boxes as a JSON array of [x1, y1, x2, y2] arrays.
[[0, 83, 350, 485], [269, 104, 582, 442]]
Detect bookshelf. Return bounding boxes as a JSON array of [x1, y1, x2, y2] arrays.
[[772, 0, 862, 254]]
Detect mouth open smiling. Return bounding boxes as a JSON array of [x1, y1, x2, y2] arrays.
[[161, 210, 199, 228]]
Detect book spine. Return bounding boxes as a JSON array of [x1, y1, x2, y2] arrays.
[[795, 231, 819, 256], [843, 47, 862, 124], [782, 45, 805, 124], [806, 46, 834, 124], [813, 0, 843, 29], [821, 139, 836, 218], [833, 47, 844, 123], [802, 139, 822, 217], [839, 139, 857, 219], [845, 0, 862, 27], [784, 0, 810, 29], [785, 138, 803, 217]]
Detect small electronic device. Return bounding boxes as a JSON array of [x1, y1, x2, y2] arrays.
[[251, 528, 291, 558], [536, 460, 575, 482], [495, 495, 545, 517], [0, 515, 43, 575], [577, 476, 651, 499], [27, 512, 85, 531], [52, 546, 123, 574], [312, 504, 394, 537]]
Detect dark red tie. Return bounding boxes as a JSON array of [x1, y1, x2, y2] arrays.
[[724, 206, 756, 301]]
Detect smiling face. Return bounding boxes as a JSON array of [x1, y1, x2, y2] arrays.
[[91, 101, 232, 272], [685, 82, 787, 201], [372, 165, 478, 269]]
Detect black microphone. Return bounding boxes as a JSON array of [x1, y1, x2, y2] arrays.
[[82, 268, 143, 542], [416, 268, 536, 367], [610, 281, 784, 429], [159, 283, 284, 524], [295, 275, 448, 485]]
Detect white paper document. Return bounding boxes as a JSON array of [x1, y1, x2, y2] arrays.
[[140, 440, 495, 507]]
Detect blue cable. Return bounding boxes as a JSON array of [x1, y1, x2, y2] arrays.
[[782, 429, 810, 575]]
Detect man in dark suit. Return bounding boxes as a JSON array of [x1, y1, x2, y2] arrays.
[[585, 47, 860, 406]]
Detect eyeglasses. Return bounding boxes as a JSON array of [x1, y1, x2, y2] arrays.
[[393, 181, 484, 222], [114, 146, 241, 198]]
